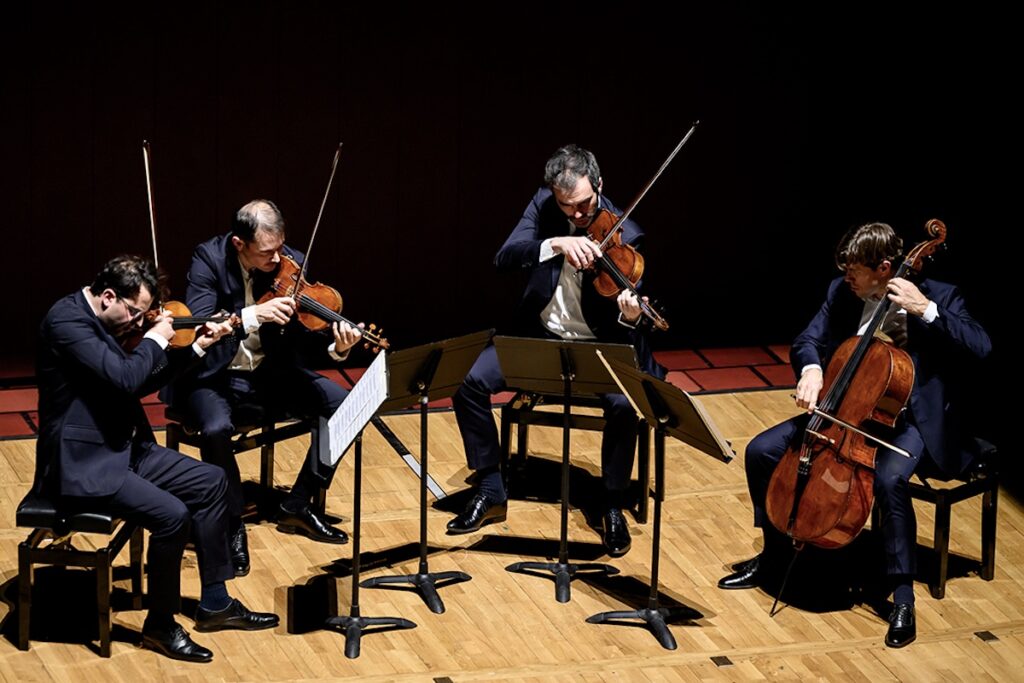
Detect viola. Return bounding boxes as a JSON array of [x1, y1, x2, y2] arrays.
[[258, 255, 389, 352], [585, 208, 668, 331]]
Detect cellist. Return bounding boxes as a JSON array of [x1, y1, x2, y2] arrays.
[[718, 222, 991, 648]]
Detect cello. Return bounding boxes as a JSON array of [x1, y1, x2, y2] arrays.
[[765, 219, 948, 553]]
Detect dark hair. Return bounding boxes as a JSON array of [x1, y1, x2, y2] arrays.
[[835, 222, 904, 271], [88, 255, 160, 302], [543, 145, 601, 194], [232, 199, 285, 242]]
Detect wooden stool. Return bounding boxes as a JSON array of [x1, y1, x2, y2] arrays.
[[911, 438, 998, 598], [17, 490, 144, 657], [499, 391, 652, 522], [870, 438, 998, 599]]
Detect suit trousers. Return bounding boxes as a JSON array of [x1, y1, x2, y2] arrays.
[[66, 443, 233, 618], [452, 343, 638, 493], [176, 363, 348, 518]]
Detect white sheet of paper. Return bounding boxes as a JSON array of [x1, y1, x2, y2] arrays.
[[324, 351, 389, 466]]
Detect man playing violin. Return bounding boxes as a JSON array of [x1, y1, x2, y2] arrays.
[[34, 255, 278, 662], [718, 222, 991, 648], [164, 200, 363, 575], [447, 144, 664, 556]]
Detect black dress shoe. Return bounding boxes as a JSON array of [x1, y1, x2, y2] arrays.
[[194, 598, 280, 632], [718, 555, 762, 589], [277, 504, 349, 544], [602, 508, 631, 557], [446, 494, 507, 534], [142, 621, 213, 663], [885, 602, 916, 648], [230, 524, 250, 577]]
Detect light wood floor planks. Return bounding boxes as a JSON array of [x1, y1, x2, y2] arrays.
[[1, 389, 1020, 681]]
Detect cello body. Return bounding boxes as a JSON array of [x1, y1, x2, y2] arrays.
[[766, 333, 915, 548]]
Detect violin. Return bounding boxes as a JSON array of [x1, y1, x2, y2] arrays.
[[765, 219, 949, 550], [585, 208, 668, 330], [258, 254, 389, 352], [120, 301, 240, 351], [577, 123, 701, 332]]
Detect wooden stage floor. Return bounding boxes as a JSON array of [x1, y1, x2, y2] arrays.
[[1, 389, 1020, 681]]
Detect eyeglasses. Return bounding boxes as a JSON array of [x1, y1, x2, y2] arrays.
[[117, 297, 147, 321]]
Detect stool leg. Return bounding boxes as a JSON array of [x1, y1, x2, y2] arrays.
[[932, 491, 952, 600], [97, 548, 113, 657], [18, 540, 33, 651], [129, 527, 144, 610], [499, 406, 512, 490], [981, 483, 998, 581], [261, 442, 275, 490], [516, 422, 530, 469], [166, 424, 180, 451]]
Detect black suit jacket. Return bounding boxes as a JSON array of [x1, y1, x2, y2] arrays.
[[35, 291, 188, 497]]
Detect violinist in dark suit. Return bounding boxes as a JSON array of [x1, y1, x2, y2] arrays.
[[447, 145, 664, 556], [35, 255, 278, 663], [717, 222, 991, 648], [164, 200, 363, 576]]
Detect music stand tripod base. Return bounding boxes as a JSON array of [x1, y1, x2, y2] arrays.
[[495, 337, 638, 603], [360, 331, 493, 613]]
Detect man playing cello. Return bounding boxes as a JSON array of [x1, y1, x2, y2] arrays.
[[718, 222, 991, 648]]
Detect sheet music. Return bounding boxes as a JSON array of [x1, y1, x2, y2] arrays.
[[324, 351, 389, 466]]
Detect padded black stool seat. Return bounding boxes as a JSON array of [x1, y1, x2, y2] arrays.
[[17, 490, 144, 657], [499, 391, 652, 522], [164, 405, 323, 515]]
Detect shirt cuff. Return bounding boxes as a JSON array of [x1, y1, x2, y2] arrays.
[[327, 341, 350, 363], [144, 330, 170, 349], [617, 312, 640, 329], [801, 364, 822, 376], [191, 341, 207, 357], [241, 305, 260, 334], [922, 300, 939, 323], [539, 238, 556, 263]]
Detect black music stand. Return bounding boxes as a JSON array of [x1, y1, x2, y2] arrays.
[[586, 351, 733, 649], [360, 330, 495, 613], [324, 426, 416, 658], [320, 352, 415, 657], [495, 336, 640, 603]]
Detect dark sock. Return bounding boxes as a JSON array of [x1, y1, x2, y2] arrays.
[[605, 488, 629, 512], [477, 466, 506, 502], [143, 611, 175, 631], [229, 516, 243, 535], [289, 479, 313, 506], [199, 581, 231, 612], [280, 493, 308, 514], [892, 575, 915, 605]]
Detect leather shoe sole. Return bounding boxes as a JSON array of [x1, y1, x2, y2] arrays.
[[276, 522, 349, 544]]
